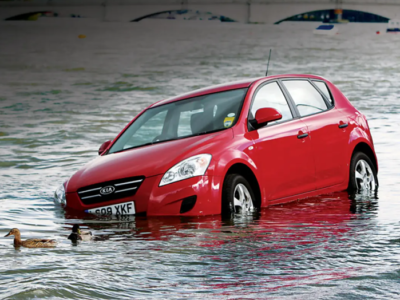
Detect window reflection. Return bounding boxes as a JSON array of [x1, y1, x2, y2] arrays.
[[251, 82, 293, 123], [283, 80, 328, 117]]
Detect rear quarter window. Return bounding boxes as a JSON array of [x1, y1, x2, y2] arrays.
[[313, 81, 334, 106]]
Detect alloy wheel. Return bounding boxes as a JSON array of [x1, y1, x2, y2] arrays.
[[232, 183, 254, 213], [355, 159, 376, 191]]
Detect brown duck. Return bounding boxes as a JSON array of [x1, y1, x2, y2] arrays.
[[4, 228, 57, 248]]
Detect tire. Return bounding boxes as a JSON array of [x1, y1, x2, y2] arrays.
[[348, 152, 378, 192], [222, 174, 257, 215]]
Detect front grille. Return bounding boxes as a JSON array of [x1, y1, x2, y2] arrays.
[[77, 176, 145, 205]]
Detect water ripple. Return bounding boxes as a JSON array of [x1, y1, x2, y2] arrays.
[[0, 21, 399, 299]]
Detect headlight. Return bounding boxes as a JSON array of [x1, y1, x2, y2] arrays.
[[160, 154, 212, 186], [54, 182, 66, 206]]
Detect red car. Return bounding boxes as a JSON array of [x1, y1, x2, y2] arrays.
[[54, 74, 378, 216]]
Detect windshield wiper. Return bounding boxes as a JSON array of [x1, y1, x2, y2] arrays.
[[195, 128, 226, 136], [112, 143, 153, 153], [113, 138, 179, 153]]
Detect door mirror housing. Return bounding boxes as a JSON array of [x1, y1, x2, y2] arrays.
[[249, 107, 282, 130], [98, 140, 111, 155]]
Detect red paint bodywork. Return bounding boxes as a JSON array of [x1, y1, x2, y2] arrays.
[[65, 74, 378, 216]]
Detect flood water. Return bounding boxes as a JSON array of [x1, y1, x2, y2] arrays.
[[0, 20, 399, 299]]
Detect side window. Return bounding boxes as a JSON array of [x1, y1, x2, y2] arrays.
[[251, 82, 293, 123], [282, 80, 328, 117], [313, 81, 334, 105]]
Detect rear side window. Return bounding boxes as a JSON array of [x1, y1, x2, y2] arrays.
[[313, 81, 334, 105], [282, 80, 328, 117], [251, 82, 293, 123]]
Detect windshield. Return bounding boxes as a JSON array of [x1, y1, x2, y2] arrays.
[[108, 88, 248, 154]]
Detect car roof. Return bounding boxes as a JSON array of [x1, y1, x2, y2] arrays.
[[150, 74, 328, 108]]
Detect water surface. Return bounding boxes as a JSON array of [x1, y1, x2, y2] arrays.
[[0, 20, 399, 299]]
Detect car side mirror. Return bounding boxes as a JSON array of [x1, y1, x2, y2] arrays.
[[249, 107, 282, 130], [98, 140, 111, 155]]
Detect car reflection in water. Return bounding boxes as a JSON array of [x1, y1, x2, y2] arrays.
[[60, 191, 378, 292], [61, 190, 378, 242]]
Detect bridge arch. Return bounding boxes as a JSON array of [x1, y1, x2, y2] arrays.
[[131, 9, 236, 22], [5, 11, 58, 21], [275, 9, 389, 24]]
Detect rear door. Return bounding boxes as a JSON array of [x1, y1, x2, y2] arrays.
[[246, 81, 316, 202], [281, 79, 348, 189]]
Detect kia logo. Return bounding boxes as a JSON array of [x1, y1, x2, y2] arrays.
[[100, 186, 115, 195]]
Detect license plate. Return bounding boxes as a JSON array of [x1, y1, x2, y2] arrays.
[[85, 201, 135, 215]]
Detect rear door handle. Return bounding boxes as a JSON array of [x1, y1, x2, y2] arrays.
[[338, 122, 348, 129], [297, 132, 309, 139]]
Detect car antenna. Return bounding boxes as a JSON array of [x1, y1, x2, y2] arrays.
[[265, 49, 272, 76]]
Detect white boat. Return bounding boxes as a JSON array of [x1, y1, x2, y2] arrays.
[[386, 19, 400, 33], [313, 24, 339, 35]]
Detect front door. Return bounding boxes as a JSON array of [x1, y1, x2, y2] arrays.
[[246, 81, 316, 203]]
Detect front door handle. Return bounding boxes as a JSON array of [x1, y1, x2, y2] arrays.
[[338, 122, 348, 129], [297, 132, 309, 139]]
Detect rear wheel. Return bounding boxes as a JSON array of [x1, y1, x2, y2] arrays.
[[348, 152, 378, 192], [222, 174, 256, 215]]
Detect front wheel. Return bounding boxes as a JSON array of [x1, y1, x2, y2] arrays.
[[348, 152, 378, 192], [222, 174, 257, 215]]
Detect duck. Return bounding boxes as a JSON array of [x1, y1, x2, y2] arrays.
[[4, 228, 57, 248], [68, 224, 92, 242]]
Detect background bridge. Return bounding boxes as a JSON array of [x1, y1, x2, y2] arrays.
[[1, 0, 400, 23]]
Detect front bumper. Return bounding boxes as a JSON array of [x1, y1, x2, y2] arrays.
[[65, 175, 223, 216]]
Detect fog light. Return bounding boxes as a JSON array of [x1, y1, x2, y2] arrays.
[[180, 196, 197, 214]]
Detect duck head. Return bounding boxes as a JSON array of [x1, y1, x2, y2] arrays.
[[4, 228, 20, 237], [68, 225, 82, 241], [71, 224, 82, 235]]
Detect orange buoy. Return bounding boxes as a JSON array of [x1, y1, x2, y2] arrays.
[[78, 34, 86, 39]]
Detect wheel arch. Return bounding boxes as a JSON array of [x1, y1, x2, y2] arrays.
[[351, 142, 378, 173], [223, 163, 262, 208]]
